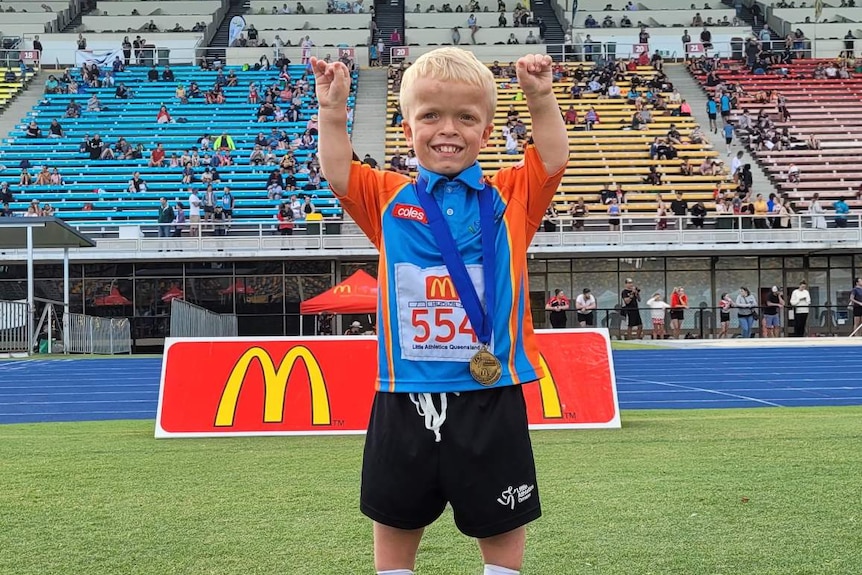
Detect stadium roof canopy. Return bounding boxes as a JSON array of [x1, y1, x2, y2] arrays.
[[0, 217, 95, 249]]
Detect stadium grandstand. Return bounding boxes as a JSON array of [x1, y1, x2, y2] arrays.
[[2, 0, 862, 349]]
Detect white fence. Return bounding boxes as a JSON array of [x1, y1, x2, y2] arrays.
[[170, 299, 238, 338], [64, 313, 132, 355], [0, 300, 30, 355]]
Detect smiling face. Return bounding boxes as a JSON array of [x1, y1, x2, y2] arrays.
[[401, 77, 494, 176]]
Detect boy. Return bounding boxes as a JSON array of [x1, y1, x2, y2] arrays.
[[312, 48, 568, 574]]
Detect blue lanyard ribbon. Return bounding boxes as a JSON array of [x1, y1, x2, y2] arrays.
[[414, 178, 496, 346]]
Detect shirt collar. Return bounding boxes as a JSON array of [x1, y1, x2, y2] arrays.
[[416, 162, 485, 194]]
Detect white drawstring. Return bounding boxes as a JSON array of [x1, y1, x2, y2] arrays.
[[408, 392, 456, 443]]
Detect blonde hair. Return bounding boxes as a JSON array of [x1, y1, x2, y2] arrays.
[[399, 47, 497, 121]]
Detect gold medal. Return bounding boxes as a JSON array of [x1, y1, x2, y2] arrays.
[[470, 347, 502, 386]]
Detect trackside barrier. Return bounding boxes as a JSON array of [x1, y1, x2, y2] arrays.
[[155, 329, 621, 438], [64, 313, 132, 354], [0, 300, 30, 356], [169, 298, 238, 338]]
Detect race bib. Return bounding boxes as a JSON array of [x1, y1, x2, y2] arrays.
[[395, 263, 490, 362]]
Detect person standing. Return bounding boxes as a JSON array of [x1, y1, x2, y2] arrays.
[[545, 288, 570, 329], [718, 292, 733, 338], [187, 188, 202, 237], [646, 292, 671, 340], [669, 286, 688, 339], [735, 286, 757, 338], [850, 277, 862, 336], [157, 197, 174, 238], [762, 285, 784, 338], [575, 288, 597, 327], [621, 278, 643, 339], [789, 280, 811, 337]]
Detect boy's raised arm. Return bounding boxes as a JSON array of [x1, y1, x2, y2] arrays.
[[311, 57, 354, 197], [516, 54, 569, 175]]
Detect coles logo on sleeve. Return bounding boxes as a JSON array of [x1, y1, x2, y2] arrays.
[[392, 203, 427, 224]]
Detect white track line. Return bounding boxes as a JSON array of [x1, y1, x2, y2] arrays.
[[617, 377, 784, 407]]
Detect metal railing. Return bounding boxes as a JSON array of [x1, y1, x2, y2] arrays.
[[544, 304, 861, 338], [169, 298, 238, 338], [0, 300, 30, 356], [64, 312, 132, 354]]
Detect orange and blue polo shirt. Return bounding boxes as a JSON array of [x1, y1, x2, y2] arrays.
[[340, 145, 564, 393]]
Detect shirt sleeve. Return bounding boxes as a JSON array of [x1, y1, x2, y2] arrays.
[[491, 145, 566, 243], [338, 161, 410, 249]]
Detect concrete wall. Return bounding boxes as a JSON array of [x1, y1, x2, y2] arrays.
[[242, 14, 371, 30], [405, 12, 518, 28], [33, 33, 203, 66], [81, 15, 215, 32], [405, 26, 540, 45], [248, 0, 363, 13], [247, 29, 372, 45], [94, 1, 222, 16], [569, 9, 735, 27]]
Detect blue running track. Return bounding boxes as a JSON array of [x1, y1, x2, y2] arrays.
[[1, 346, 861, 425]]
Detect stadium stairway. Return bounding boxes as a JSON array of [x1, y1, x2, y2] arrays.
[[530, 0, 565, 62], [376, 0, 404, 67], [663, 63, 776, 197], [208, 0, 250, 61], [351, 68, 388, 162], [0, 74, 45, 143]]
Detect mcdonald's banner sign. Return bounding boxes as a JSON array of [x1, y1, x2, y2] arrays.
[[155, 329, 620, 438]]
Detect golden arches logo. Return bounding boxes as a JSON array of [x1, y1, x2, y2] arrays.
[[333, 285, 352, 295], [537, 353, 563, 419], [425, 275, 459, 300], [215, 346, 332, 427]]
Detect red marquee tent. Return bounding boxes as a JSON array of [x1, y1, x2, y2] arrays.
[[300, 269, 378, 314]]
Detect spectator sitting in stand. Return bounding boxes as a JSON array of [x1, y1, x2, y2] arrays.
[[65, 100, 81, 118], [156, 105, 172, 124], [149, 142, 166, 167], [162, 65, 175, 82], [147, 65, 159, 81]]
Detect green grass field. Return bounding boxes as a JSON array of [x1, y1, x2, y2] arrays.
[[2, 408, 861, 575]]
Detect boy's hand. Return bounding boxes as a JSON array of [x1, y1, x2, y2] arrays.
[[516, 54, 553, 99], [311, 57, 351, 110]]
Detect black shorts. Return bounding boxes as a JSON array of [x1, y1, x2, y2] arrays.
[[854, 306, 862, 318], [577, 312, 595, 326], [725, 137, 733, 145], [625, 309, 643, 327], [203, 205, 214, 214], [670, 309, 685, 321], [708, 112, 717, 120], [360, 386, 540, 539], [721, 110, 730, 117], [222, 209, 233, 217], [720, 312, 731, 323]]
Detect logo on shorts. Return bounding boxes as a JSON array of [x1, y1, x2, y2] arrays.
[[497, 484, 535, 510], [392, 203, 427, 224]]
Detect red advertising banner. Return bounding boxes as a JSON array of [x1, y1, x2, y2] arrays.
[[633, 43, 649, 54], [686, 42, 705, 54], [155, 329, 619, 438]]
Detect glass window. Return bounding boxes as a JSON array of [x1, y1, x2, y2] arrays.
[[583, 272, 620, 314], [829, 267, 853, 308], [667, 258, 711, 271], [235, 276, 285, 314], [667, 270, 711, 308], [340, 261, 378, 278], [135, 261, 184, 277], [135, 278, 183, 317], [547, 259, 571, 272], [716, 256, 757, 270], [620, 257, 664, 271], [0, 280, 26, 301], [84, 279, 134, 316], [528, 259, 545, 273], [284, 276, 302, 302], [35, 264, 82, 279], [809, 256, 828, 269], [84, 263, 134, 278], [618, 271, 663, 309], [285, 260, 332, 275], [0, 265, 26, 279], [784, 256, 804, 269], [572, 258, 617, 272], [185, 261, 232, 276], [547, 274, 572, 299], [184, 277, 234, 314], [235, 261, 283, 276], [760, 257, 782, 269], [830, 255, 852, 269], [715, 270, 758, 303], [300, 275, 331, 300], [528, 273, 546, 294]]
